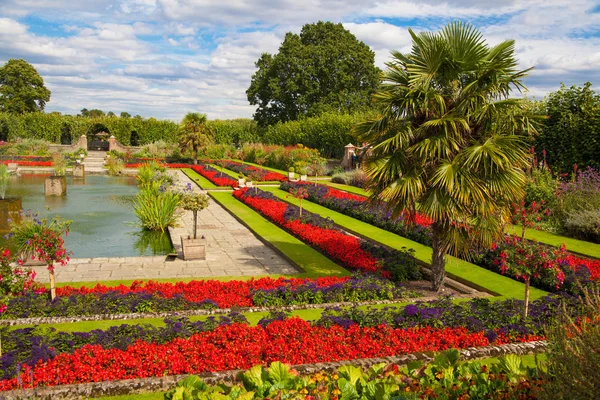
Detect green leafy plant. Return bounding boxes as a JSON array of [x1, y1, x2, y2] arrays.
[[51, 152, 66, 176], [105, 157, 124, 176], [9, 210, 71, 300], [133, 188, 182, 232], [0, 164, 9, 199]]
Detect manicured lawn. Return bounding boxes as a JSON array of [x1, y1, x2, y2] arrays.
[[234, 160, 288, 175], [506, 224, 600, 259], [324, 181, 370, 196], [181, 167, 219, 190], [263, 187, 547, 300], [210, 191, 349, 278]]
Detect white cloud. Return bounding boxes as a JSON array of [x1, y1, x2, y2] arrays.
[[168, 37, 179, 46]]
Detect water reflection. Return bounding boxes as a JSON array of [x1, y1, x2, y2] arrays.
[[0, 174, 173, 257]]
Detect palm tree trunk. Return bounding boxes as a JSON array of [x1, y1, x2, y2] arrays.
[[431, 225, 446, 292]]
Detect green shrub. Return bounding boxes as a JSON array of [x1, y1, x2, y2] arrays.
[[105, 157, 124, 176], [539, 286, 600, 399], [525, 168, 559, 208], [563, 209, 600, 243], [17, 138, 50, 156], [331, 169, 368, 188], [133, 188, 182, 232]]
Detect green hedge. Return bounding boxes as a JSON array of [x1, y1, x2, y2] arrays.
[[0, 112, 373, 159]]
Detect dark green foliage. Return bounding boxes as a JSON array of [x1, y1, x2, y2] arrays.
[[247, 21, 380, 126], [534, 82, 600, 173], [524, 168, 559, 208], [0, 59, 51, 113]]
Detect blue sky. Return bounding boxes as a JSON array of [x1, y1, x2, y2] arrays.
[[0, 0, 599, 120]]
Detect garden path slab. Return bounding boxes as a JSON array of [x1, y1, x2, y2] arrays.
[[28, 170, 298, 283]]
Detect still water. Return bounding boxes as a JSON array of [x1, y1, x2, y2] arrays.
[[0, 174, 173, 258]]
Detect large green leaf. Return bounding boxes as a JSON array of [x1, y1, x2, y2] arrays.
[[337, 378, 360, 400], [240, 365, 264, 390], [267, 361, 294, 383], [338, 364, 364, 385]]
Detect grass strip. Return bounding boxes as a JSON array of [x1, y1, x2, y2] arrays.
[[263, 187, 547, 300], [209, 191, 349, 278], [181, 167, 219, 190], [233, 160, 289, 175], [324, 181, 370, 196], [506, 224, 600, 259]]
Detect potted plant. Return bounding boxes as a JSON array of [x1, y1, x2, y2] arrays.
[[179, 184, 210, 260], [5, 147, 18, 171], [45, 152, 67, 196], [288, 167, 295, 180], [0, 164, 20, 232], [238, 174, 245, 187], [10, 210, 72, 300], [298, 167, 308, 182]]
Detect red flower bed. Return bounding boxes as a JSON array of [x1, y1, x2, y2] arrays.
[[190, 165, 237, 187], [0, 318, 538, 391], [222, 160, 287, 182], [56, 276, 350, 307], [564, 254, 600, 281], [0, 160, 52, 167], [234, 188, 382, 274]]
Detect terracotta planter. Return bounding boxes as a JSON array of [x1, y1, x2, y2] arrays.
[[180, 235, 207, 260], [45, 175, 67, 196], [288, 172, 295, 179], [300, 175, 307, 181], [0, 197, 21, 231]]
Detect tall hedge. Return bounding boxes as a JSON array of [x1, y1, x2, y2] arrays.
[[534, 83, 600, 173], [0, 111, 372, 159]]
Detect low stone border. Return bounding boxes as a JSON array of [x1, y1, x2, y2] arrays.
[[0, 292, 490, 326], [0, 341, 547, 399]]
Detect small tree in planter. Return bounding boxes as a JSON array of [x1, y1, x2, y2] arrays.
[[180, 184, 210, 239], [10, 210, 72, 300], [308, 156, 327, 186], [289, 186, 309, 217]]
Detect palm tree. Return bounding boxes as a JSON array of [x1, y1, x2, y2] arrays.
[[354, 22, 536, 292], [178, 112, 213, 164]]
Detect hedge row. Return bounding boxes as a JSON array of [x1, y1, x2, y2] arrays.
[[0, 111, 374, 158]]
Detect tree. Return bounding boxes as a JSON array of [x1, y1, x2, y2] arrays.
[[178, 112, 213, 165], [355, 22, 536, 292], [247, 21, 380, 125], [107, 111, 116, 117], [0, 59, 51, 113], [534, 83, 600, 173], [120, 111, 131, 118]]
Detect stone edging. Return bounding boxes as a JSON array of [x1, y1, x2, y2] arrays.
[[0, 292, 490, 326], [0, 341, 548, 399]]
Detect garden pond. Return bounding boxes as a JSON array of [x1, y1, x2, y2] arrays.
[[0, 174, 173, 258]]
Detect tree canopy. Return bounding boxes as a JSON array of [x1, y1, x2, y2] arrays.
[[533, 83, 600, 173], [355, 22, 536, 291], [0, 59, 51, 114], [247, 21, 380, 126], [178, 112, 213, 164]]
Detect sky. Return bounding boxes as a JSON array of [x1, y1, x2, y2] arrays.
[[0, 0, 599, 121]]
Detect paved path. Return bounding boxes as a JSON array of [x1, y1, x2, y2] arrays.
[[29, 170, 299, 283]]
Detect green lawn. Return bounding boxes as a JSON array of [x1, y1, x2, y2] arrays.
[[324, 181, 370, 196], [506, 224, 600, 259], [181, 168, 220, 189], [234, 160, 288, 175], [263, 187, 547, 300], [209, 191, 349, 278]]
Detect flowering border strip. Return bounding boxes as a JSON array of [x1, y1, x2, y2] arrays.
[[0, 316, 542, 392], [220, 160, 287, 182], [233, 187, 421, 280], [0, 292, 490, 327], [1, 160, 53, 167], [0, 340, 548, 399]]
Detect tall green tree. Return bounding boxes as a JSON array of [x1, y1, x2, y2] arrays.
[[178, 112, 213, 164], [355, 22, 536, 291], [247, 21, 380, 126], [534, 83, 600, 173], [0, 59, 51, 113]]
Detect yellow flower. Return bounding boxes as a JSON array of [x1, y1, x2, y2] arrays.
[[300, 388, 308, 395], [332, 374, 339, 380], [332, 388, 342, 396]]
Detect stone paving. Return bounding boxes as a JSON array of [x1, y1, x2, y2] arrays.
[[29, 170, 299, 283]]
